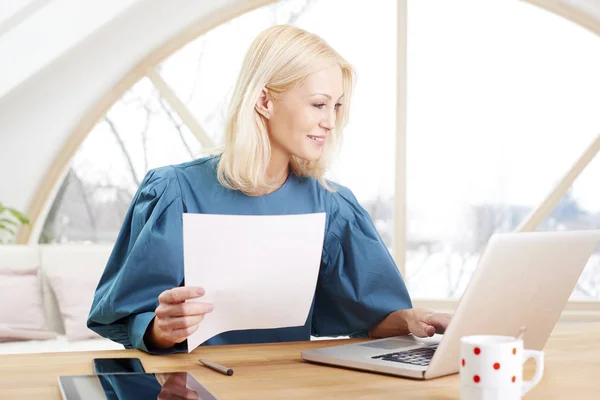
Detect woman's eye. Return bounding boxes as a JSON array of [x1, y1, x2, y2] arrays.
[[313, 103, 343, 111]]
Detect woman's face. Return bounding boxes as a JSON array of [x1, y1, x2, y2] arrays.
[[259, 65, 344, 162]]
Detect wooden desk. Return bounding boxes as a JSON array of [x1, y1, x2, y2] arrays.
[[1, 323, 599, 399]]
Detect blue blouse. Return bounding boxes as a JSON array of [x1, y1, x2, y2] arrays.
[[87, 156, 412, 354]]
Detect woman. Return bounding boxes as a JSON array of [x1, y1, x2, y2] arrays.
[[88, 24, 450, 354]]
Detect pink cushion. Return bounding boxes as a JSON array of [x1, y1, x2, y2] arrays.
[[0, 267, 56, 342], [42, 246, 111, 341], [44, 266, 103, 340]]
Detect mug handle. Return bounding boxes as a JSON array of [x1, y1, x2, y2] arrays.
[[521, 350, 545, 396]]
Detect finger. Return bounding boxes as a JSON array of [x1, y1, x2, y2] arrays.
[[157, 315, 205, 331], [431, 313, 452, 321], [156, 302, 214, 319], [423, 324, 436, 337], [162, 324, 200, 343], [412, 322, 435, 338], [425, 314, 451, 334], [159, 287, 205, 304]]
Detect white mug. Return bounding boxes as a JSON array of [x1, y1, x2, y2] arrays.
[[459, 335, 544, 399]]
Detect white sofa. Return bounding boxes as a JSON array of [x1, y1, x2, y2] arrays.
[[0, 244, 124, 354]]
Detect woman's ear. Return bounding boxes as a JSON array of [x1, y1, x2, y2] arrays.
[[255, 88, 273, 119]]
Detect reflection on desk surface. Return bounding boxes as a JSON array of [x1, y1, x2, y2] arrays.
[[58, 371, 218, 400]]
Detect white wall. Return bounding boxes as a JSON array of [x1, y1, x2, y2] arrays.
[[0, 0, 40, 33], [0, 0, 143, 99]]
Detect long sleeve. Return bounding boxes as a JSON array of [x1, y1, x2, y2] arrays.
[[87, 166, 187, 354], [311, 185, 412, 337]]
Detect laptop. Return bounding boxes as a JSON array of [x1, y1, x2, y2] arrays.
[[302, 230, 600, 379]]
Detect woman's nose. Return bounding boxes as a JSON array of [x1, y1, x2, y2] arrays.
[[320, 109, 336, 130]]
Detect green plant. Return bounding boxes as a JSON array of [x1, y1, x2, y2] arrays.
[[0, 203, 29, 244]]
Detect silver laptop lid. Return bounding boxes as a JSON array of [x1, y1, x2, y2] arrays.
[[426, 230, 600, 379]]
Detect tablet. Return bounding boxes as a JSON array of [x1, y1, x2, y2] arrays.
[[58, 371, 219, 399]]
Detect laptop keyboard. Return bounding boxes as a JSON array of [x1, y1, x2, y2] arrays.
[[371, 344, 438, 366]]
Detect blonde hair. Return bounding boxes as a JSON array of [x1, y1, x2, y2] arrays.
[[217, 24, 355, 194]]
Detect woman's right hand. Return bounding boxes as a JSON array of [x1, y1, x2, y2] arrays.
[[146, 287, 214, 349]]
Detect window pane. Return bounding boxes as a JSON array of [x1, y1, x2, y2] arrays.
[[537, 152, 600, 300], [405, 0, 600, 298], [40, 78, 200, 243]]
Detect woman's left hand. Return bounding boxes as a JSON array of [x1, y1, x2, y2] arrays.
[[369, 307, 452, 338], [406, 308, 452, 337]]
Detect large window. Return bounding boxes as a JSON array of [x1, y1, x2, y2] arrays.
[[405, 0, 600, 299], [39, 0, 600, 302]]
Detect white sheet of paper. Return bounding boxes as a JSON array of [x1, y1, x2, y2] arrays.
[[183, 212, 326, 352]]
